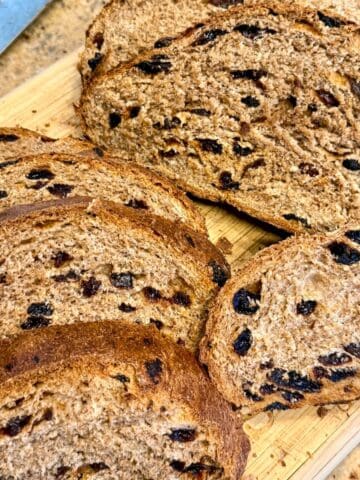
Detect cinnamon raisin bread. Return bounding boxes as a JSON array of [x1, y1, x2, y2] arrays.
[[0, 152, 205, 232], [80, 1, 360, 234], [0, 198, 228, 351], [0, 321, 249, 479], [0, 127, 95, 161], [200, 226, 360, 414]]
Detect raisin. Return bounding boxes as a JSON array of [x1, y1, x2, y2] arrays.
[[233, 328, 252, 356], [241, 95, 260, 108], [0, 191, 8, 199], [136, 55, 172, 74], [170, 460, 185, 472], [219, 171, 240, 190], [114, 374, 130, 383], [345, 230, 360, 245], [88, 463, 109, 472], [343, 159, 360, 171], [197, 138, 223, 154], [0, 133, 19, 142], [150, 319, 164, 330], [169, 428, 197, 442], [287, 95, 297, 108], [55, 466, 71, 478], [234, 24, 276, 39], [209, 260, 228, 287], [52, 251, 72, 268], [318, 11, 342, 27], [47, 184, 73, 198], [129, 106, 141, 118], [243, 388, 263, 402], [210, 0, 243, 7], [190, 108, 211, 116], [296, 300, 317, 316], [231, 69, 267, 81], [233, 141, 253, 156], [144, 287, 162, 301], [52, 269, 80, 283], [154, 116, 181, 130], [172, 292, 191, 307], [326, 368, 356, 382], [159, 149, 178, 158], [308, 103, 318, 113], [154, 36, 174, 48], [119, 303, 136, 313], [0, 273, 6, 284], [27, 302, 53, 317], [283, 214, 310, 228], [299, 162, 319, 177], [192, 28, 228, 46], [125, 199, 148, 209], [260, 383, 277, 395], [268, 369, 322, 393], [185, 234, 195, 247], [344, 343, 360, 358], [233, 289, 260, 315], [145, 358, 163, 384], [109, 112, 122, 129], [328, 242, 360, 265], [110, 272, 134, 289], [1, 415, 31, 437], [281, 391, 304, 403], [313, 366, 327, 379], [0, 160, 18, 170], [350, 78, 360, 99], [93, 147, 104, 157], [260, 359, 274, 370], [184, 463, 219, 474], [265, 402, 289, 412], [81, 277, 101, 297], [30, 181, 47, 190], [20, 316, 51, 330], [93, 32, 104, 49], [316, 89, 340, 107], [26, 169, 55, 180], [88, 52, 103, 71], [318, 352, 352, 366]]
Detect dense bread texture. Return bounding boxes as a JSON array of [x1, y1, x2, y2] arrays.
[[0, 198, 228, 351], [0, 152, 206, 232], [0, 321, 249, 479], [0, 127, 96, 161], [79, 0, 360, 84], [80, 1, 360, 234], [200, 226, 360, 414]]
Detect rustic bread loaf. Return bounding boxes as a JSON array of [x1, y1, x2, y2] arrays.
[[200, 226, 360, 414], [80, 0, 360, 234], [0, 152, 206, 232], [0, 127, 96, 161], [0, 321, 249, 479], [0, 197, 228, 351]]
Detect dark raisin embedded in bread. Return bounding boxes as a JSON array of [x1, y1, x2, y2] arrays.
[[80, 0, 360, 234], [200, 226, 360, 414], [0, 322, 249, 478], [0, 198, 228, 351]]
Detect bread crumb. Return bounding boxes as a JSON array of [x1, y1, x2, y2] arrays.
[[216, 236, 233, 255], [317, 406, 329, 418]]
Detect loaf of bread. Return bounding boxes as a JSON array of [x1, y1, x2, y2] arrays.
[[0, 198, 229, 351], [200, 226, 360, 414], [0, 152, 206, 232], [80, 0, 360, 234], [0, 321, 249, 478]]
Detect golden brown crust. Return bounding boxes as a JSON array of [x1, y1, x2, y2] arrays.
[[0, 321, 250, 478]]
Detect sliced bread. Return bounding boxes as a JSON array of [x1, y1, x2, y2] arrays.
[[0, 197, 229, 351], [0, 152, 206, 232], [80, 1, 360, 234], [200, 226, 360, 414], [0, 321, 249, 479]]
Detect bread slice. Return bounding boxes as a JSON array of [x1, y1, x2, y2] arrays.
[[200, 226, 360, 414], [0, 197, 228, 351], [79, 0, 360, 84], [0, 152, 206, 232], [0, 127, 96, 161], [80, 1, 360, 234], [0, 321, 250, 479]]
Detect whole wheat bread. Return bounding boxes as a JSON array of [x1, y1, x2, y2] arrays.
[[0, 321, 249, 479], [0, 198, 229, 351], [80, 1, 360, 234], [0, 152, 205, 232], [79, 0, 360, 84], [200, 226, 360, 414]]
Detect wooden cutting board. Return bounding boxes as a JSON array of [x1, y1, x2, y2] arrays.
[[0, 50, 359, 480]]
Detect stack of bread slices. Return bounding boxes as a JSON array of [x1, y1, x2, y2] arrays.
[[0, 0, 359, 478]]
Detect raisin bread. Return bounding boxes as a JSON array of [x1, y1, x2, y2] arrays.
[[0, 152, 206, 232], [0, 127, 96, 161], [200, 226, 360, 414], [0, 321, 250, 479], [0, 197, 228, 351], [80, 1, 360, 234]]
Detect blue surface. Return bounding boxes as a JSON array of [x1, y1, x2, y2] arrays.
[[0, 0, 52, 54]]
